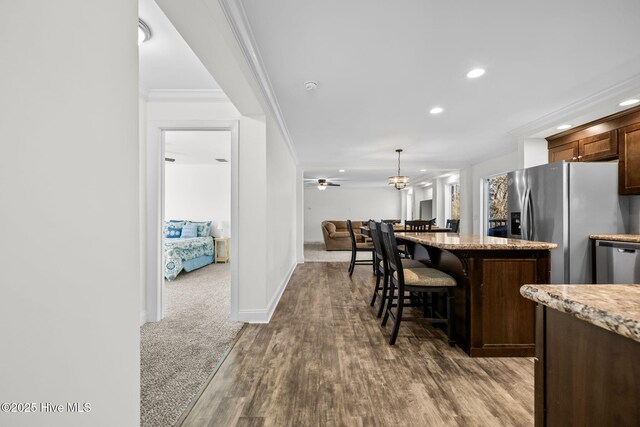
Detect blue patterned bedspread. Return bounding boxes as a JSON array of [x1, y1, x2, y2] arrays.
[[163, 236, 214, 281]]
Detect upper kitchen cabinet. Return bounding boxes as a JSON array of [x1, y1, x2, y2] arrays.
[[579, 130, 618, 161], [548, 139, 579, 163], [547, 130, 617, 163], [546, 105, 640, 194], [619, 122, 640, 195]]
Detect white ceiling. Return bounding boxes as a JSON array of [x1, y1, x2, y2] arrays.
[[165, 131, 231, 165], [240, 0, 640, 185], [139, 0, 220, 93]]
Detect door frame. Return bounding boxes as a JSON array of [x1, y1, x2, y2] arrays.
[[146, 120, 240, 323]]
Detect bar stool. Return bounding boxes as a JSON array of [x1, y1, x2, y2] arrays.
[[380, 222, 456, 346], [369, 221, 427, 318]]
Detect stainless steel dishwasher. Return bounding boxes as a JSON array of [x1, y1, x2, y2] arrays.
[[595, 240, 640, 284]]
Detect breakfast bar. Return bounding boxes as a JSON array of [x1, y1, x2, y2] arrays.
[[397, 232, 557, 357]]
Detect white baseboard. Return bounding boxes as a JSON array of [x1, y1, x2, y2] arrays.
[[139, 311, 147, 326], [297, 256, 304, 263], [237, 260, 297, 324]]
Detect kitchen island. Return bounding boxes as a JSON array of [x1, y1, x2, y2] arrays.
[[521, 284, 640, 426], [397, 232, 556, 357]]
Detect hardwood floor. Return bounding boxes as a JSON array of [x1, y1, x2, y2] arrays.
[[181, 262, 534, 427]]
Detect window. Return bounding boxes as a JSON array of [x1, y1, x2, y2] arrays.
[[486, 175, 508, 237], [406, 191, 413, 221], [449, 184, 460, 220]]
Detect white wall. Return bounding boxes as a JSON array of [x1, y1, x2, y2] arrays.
[[520, 138, 549, 169], [304, 187, 402, 242], [266, 120, 298, 302], [0, 1, 139, 426], [164, 162, 231, 234]]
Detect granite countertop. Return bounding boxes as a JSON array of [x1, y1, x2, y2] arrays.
[[395, 232, 557, 250], [589, 234, 640, 243], [521, 284, 640, 343]]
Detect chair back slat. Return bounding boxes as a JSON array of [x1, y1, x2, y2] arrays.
[[380, 222, 403, 283], [346, 219, 358, 248], [369, 221, 386, 266], [404, 219, 432, 231]]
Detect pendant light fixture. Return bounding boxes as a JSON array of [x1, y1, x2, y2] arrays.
[[388, 149, 410, 190]]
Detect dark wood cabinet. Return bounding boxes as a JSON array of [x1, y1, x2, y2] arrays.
[[535, 305, 640, 426], [547, 131, 617, 163], [548, 140, 579, 163], [618, 122, 640, 195], [579, 130, 618, 161]]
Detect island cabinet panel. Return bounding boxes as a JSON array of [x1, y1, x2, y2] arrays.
[[618, 122, 640, 195], [478, 259, 536, 348], [424, 248, 551, 357], [537, 307, 640, 426]]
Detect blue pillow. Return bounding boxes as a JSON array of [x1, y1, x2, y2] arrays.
[[166, 225, 182, 239], [181, 223, 198, 239], [189, 221, 212, 237]]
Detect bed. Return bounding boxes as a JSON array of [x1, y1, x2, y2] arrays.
[[162, 220, 215, 281]]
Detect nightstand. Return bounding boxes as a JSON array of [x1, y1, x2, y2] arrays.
[[214, 237, 230, 263]]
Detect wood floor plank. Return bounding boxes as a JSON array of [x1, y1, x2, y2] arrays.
[[180, 262, 534, 426]]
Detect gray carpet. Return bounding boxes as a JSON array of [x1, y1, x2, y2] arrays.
[[140, 263, 243, 427], [304, 243, 353, 262]]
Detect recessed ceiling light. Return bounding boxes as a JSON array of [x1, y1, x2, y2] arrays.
[[138, 19, 151, 46], [419, 169, 426, 172], [339, 169, 345, 173], [430, 107, 444, 114], [556, 124, 572, 130], [466, 68, 485, 79], [619, 98, 639, 107]]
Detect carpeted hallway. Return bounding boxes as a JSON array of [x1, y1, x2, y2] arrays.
[[140, 263, 243, 427]]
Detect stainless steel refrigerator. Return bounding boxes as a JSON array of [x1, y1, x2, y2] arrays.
[[507, 162, 629, 284]]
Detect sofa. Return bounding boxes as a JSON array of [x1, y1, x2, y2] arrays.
[[321, 220, 367, 251]]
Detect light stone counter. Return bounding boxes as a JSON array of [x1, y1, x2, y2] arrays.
[[589, 234, 640, 243], [521, 284, 640, 343], [396, 232, 557, 251]]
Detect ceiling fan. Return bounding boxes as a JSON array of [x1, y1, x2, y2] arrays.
[[305, 178, 341, 191]]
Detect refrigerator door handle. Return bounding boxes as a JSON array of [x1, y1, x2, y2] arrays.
[[522, 188, 534, 240], [521, 189, 528, 240]]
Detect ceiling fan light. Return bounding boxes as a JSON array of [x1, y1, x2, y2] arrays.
[[317, 184, 327, 191]]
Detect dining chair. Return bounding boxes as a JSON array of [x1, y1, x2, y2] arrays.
[[445, 219, 460, 233], [347, 219, 375, 276], [369, 221, 427, 318], [404, 219, 433, 232], [380, 222, 456, 346]]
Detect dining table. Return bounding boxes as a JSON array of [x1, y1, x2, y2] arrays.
[[360, 224, 451, 237]]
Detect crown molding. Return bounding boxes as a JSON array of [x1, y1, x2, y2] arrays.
[[142, 89, 230, 103], [509, 74, 640, 138], [219, 0, 299, 164]]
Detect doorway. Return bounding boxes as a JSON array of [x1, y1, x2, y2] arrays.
[[146, 121, 239, 322]]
